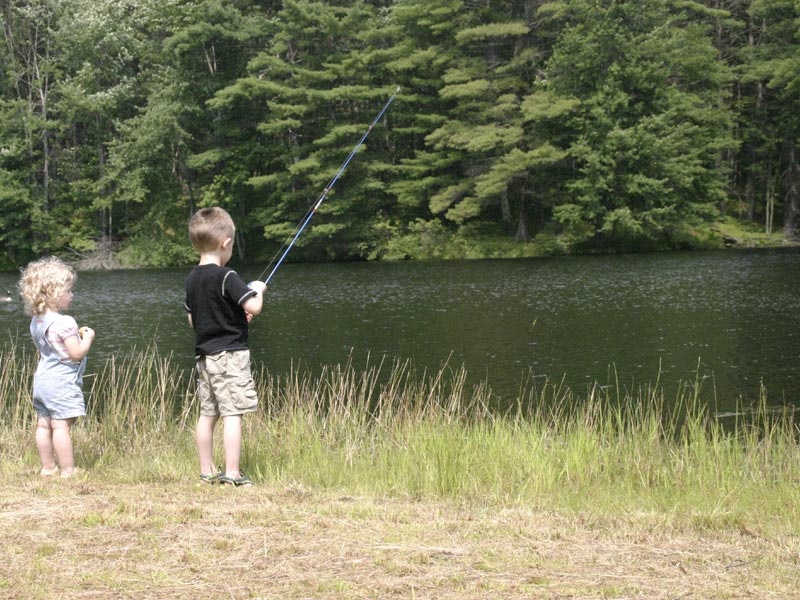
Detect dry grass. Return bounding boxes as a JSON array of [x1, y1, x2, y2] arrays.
[[1, 472, 798, 599], [3, 345, 800, 598]]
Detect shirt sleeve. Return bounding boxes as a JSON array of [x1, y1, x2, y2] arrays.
[[46, 315, 80, 361], [222, 270, 257, 307]]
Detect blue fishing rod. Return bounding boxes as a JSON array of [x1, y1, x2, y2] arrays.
[[257, 86, 400, 285]]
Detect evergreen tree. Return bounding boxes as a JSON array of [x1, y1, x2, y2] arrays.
[[420, 0, 568, 242], [736, 0, 800, 236], [0, 0, 796, 267], [0, 0, 61, 261], [541, 0, 737, 249], [213, 0, 395, 261], [100, 0, 271, 264], [54, 0, 153, 251]]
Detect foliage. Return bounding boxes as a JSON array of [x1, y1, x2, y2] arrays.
[[542, 0, 736, 248], [2, 340, 799, 522], [0, 0, 798, 268]]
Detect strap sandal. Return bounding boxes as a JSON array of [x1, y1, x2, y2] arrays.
[[219, 470, 253, 487], [199, 467, 222, 484]]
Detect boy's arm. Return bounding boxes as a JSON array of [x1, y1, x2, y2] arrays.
[[242, 281, 267, 317]]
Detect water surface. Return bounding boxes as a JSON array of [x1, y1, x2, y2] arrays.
[[1, 248, 798, 413]]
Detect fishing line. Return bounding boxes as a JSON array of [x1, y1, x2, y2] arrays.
[[256, 86, 400, 285]]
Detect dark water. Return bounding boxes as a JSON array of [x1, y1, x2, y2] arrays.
[[1, 248, 798, 413]]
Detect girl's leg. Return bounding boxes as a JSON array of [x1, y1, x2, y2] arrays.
[[35, 416, 57, 474], [196, 414, 219, 475], [222, 414, 243, 477], [51, 417, 76, 474]]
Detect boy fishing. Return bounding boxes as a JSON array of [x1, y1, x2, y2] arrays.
[[184, 207, 267, 486]]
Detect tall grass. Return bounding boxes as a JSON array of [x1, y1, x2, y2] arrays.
[[1, 340, 798, 529]]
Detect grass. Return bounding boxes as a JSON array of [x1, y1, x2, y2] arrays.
[[378, 215, 798, 261], [707, 215, 798, 248], [1, 341, 799, 598]]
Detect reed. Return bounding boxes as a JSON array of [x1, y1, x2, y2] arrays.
[[0, 340, 38, 468], [1, 340, 798, 530]]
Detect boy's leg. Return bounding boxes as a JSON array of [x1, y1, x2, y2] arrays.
[[209, 351, 256, 484], [222, 414, 242, 478], [196, 414, 219, 475], [51, 417, 76, 474], [35, 416, 57, 472]]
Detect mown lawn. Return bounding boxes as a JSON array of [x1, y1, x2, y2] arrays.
[[2, 475, 798, 599]]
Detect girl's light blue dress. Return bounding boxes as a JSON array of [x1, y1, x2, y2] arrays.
[[30, 312, 86, 419]]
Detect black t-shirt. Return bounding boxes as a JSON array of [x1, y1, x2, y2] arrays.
[[184, 264, 257, 356]]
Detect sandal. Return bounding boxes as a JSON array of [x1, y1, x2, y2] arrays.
[[199, 467, 222, 484], [219, 470, 253, 487]]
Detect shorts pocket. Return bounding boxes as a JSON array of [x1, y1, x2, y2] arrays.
[[231, 377, 258, 411]]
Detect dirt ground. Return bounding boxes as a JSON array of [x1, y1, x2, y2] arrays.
[[0, 475, 797, 599]]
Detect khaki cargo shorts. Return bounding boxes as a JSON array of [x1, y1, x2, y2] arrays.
[[195, 350, 259, 417]]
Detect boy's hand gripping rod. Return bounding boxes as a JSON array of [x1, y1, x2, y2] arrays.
[[257, 87, 400, 285]]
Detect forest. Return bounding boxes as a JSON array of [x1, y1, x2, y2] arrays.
[[0, 0, 798, 270]]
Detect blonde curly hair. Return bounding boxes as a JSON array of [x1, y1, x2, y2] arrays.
[[18, 257, 76, 316]]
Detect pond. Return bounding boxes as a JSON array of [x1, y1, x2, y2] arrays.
[[1, 247, 798, 414]]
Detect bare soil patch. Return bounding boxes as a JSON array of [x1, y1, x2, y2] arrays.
[[0, 475, 797, 599]]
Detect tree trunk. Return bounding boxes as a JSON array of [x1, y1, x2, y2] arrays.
[[515, 198, 529, 242], [765, 167, 774, 235], [744, 167, 755, 221], [500, 189, 511, 225], [784, 144, 799, 238]]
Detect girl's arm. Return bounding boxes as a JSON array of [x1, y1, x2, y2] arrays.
[[62, 327, 94, 361]]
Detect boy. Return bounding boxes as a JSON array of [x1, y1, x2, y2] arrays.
[[184, 207, 267, 486]]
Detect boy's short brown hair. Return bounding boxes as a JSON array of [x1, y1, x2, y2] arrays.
[[188, 207, 235, 252]]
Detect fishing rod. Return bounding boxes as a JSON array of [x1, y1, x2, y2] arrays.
[[257, 86, 400, 285]]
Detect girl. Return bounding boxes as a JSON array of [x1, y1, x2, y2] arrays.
[[18, 257, 95, 478]]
